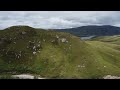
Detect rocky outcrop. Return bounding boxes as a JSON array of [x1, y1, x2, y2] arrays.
[[103, 75, 120, 79]]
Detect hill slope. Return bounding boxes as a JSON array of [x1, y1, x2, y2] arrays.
[[91, 35, 120, 45], [0, 26, 120, 79]]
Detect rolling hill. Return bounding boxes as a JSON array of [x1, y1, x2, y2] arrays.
[[0, 26, 120, 79], [91, 35, 120, 45]]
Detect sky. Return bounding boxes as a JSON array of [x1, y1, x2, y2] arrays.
[[0, 11, 120, 29]]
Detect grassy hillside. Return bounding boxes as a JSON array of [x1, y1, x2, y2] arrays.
[[91, 35, 120, 45], [1, 26, 120, 79]]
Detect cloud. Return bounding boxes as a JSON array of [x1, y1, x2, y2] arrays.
[[0, 11, 120, 29]]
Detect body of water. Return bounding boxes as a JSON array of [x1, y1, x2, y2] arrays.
[[80, 36, 96, 40]]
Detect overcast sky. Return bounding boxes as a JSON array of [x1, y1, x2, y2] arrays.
[[0, 11, 120, 29]]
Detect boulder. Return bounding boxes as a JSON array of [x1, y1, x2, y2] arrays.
[[61, 38, 68, 43], [33, 51, 37, 55], [33, 46, 36, 50], [56, 35, 59, 39], [22, 31, 26, 35]]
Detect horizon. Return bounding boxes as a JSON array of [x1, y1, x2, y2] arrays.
[[1, 24, 120, 30], [0, 11, 120, 29]]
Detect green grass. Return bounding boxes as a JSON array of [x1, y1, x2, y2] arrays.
[[91, 35, 120, 45], [1, 26, 120, 79]]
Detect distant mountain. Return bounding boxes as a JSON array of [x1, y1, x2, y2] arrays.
[[54, 25, 120, 37]]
